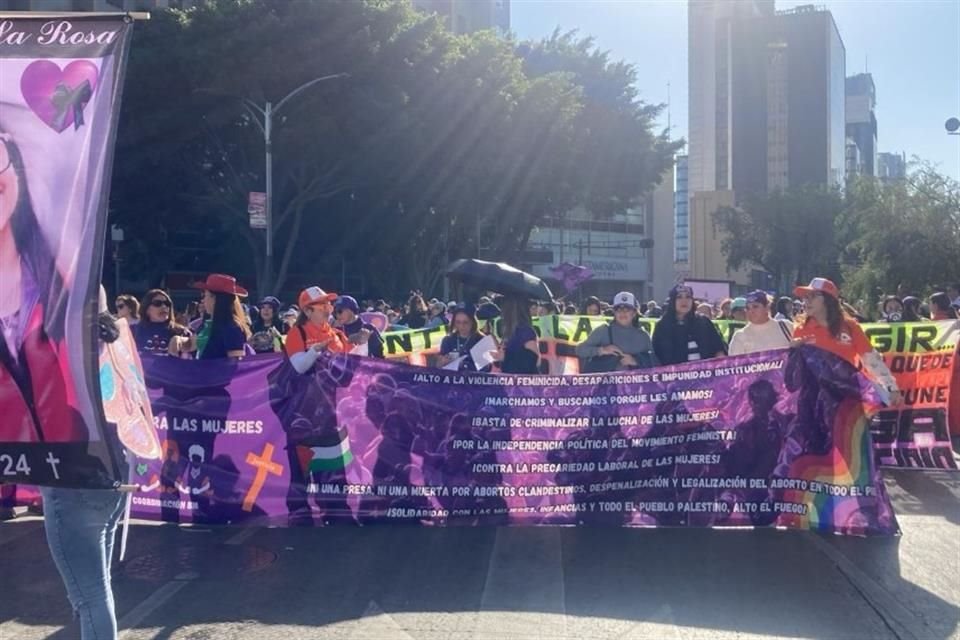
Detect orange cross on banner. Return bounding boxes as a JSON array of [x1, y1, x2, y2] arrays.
[[243, 443, 283, 512]]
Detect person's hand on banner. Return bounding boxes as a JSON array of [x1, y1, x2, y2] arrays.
[[620, 353, 638, 368], [311, 338, 333, 353]]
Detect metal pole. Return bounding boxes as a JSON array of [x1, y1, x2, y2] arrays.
[[264, 101, 273, 290], [113, 242, 120, 296]]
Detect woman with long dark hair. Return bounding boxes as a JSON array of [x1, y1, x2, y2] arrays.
[[0, 131, 84, 443], [773, 296, 794, 321], [439, 306, 484, 371], [401, 292, 428, 330], [134, 289, 190, 356], [652, 285, 727, 365], [187, 274, 251, 360], [496, 296, 540, 374], [793, 278, 900, 404]]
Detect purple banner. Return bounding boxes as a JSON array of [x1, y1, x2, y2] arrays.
[[0, 16, 133, 487], [132, 347, 897, 536]]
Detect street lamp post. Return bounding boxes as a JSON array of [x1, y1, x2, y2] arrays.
[[199, 73, 348, 291]]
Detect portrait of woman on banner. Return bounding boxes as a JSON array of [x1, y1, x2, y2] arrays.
[[0, 130, 86, 443]]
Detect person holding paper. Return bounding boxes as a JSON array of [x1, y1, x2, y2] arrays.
[[439, 306, 484, 371]]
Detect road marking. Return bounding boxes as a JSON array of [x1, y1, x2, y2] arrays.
[[477, 527, 567, 637], [804, 533, 924, 640], [118, 572, 197, 636], [224, 527, 259, 546]]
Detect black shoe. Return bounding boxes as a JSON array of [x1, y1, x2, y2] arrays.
[[0, 508, 17, 521]]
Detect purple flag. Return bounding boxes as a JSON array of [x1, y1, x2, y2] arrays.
[[549, 262, 594, 293]]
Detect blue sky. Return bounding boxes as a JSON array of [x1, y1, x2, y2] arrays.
[[512, 0, 960, 180]]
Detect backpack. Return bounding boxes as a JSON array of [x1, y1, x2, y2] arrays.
[[580, 325, 622, 374]]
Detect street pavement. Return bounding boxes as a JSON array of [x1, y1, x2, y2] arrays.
[[1, 468, 958, 640]]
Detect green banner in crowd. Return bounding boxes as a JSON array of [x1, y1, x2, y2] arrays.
[[381, 315, 960, 357]]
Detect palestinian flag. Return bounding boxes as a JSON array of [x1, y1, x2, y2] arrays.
[[297, 427, 353, 473]]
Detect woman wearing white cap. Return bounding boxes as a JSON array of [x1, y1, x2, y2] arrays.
[[576, 292, 658, 372]]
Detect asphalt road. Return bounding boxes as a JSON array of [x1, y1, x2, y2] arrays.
[[1, 468, 958, 640]]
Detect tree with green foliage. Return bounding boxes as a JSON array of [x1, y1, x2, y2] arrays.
[[712, 186, 844, 293], [110, 0, 680, 299], [838, 165, 960, 305]]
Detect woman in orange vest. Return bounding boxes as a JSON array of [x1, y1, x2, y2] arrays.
[[278, 287, 353, 525], [284, 286, 352, 367], [793, 277, 901, 405]]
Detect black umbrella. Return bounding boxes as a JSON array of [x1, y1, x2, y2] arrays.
[[446, 259, 553, 301]]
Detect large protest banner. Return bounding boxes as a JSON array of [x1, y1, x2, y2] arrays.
[[0, 16, 133, 487], [863, 321, 960, 470], [131, 347, 898, 536], [381, 316, 960, 469]]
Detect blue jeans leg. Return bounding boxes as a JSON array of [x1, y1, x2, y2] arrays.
[[39, 486, 126, 640]]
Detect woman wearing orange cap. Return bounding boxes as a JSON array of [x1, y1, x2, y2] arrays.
[[284, 286, 352, 373], [793, 277, 900, 405]]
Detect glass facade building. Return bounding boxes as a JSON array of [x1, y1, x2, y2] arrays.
[[674, 155, 689, 264]]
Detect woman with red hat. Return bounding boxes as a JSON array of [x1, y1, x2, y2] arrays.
[[284, 287, 352, 372], [793, 277, 900, 404], [171, 274, 251, 359]]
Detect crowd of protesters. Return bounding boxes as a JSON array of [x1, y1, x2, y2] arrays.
[[109, 274, 959, 399], [119, 276, 960, 365]]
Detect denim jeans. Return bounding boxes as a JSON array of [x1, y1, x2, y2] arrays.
[[39, 484, 126, 640]]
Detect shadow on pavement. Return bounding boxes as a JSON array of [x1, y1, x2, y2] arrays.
[[3, 517, 957, 640]]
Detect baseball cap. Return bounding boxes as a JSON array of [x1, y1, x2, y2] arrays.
[[259, 296, 281, 310], [745, 290, 769, 306], [298, 286, 338, 308], [281, 307, 298, 319], [730, 297, 747, 310], [794, 277, 840, 300], [612, 291, 638, 309], [670, 284, 694, 299], [334, 295, 360, 314]]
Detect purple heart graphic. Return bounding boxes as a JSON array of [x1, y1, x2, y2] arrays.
[[20, 60, 99, 133]]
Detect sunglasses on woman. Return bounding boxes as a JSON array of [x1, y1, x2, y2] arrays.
[[150, 299, 172, 308]]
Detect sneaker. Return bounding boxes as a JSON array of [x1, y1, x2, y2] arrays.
[[0, 507, 17, 521]]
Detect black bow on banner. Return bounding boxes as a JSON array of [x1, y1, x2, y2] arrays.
[[50, 79, 94, 131]]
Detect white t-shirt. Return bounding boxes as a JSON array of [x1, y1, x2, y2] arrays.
[[728, 319, 793, 356]]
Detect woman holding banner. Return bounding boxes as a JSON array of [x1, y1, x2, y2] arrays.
[[275, 286, 354, 525], [793, 278, 901, 405], [652, 284, 727, 366]]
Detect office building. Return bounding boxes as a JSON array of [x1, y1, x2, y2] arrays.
[[527, 206, 653, 303], [412, 0, 510, 35], [845, 73, 877, 177], [673, 154, 689, 269], [649, 164, 677, 301], [687, 1, 846, 289], [877, 151, 907, 182]]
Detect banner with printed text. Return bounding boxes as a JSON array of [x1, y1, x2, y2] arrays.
[[0, 16, 133, 487], [128, 347, 898, 536], [381, 317, 960, 470]]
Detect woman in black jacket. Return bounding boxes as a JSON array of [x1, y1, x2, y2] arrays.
[[653, 285, 727, 365]]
